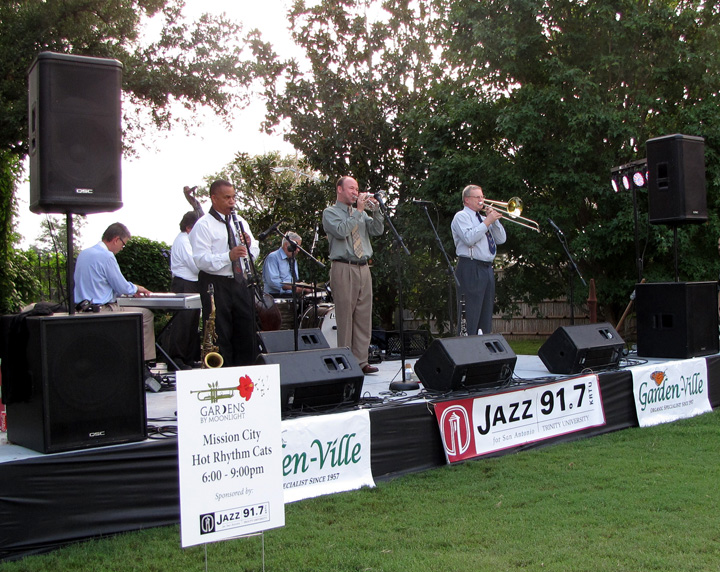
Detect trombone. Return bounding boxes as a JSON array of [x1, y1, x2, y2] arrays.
[[483, 197, 540, 232]]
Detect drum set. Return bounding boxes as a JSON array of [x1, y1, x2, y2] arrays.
[[270, 282, 337, 347]]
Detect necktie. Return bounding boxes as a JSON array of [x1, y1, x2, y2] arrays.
[[350, 207, 364, 258], [477, 211, 496, 255]]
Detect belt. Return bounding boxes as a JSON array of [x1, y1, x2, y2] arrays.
[[332, 259, 368, 266], [458, 256, 493, 267]]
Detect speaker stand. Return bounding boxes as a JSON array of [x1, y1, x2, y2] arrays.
[[67, 213, 76, 314], [673, 225, 679, 282]]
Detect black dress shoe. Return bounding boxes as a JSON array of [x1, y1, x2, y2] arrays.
[[362, 364, 379, 375]]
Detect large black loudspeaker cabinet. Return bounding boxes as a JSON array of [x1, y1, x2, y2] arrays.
[[6, 314, 147, 453], [538, 323, 624, 375], [646, 133, 707, 224], [28, 52, 123, 214], [256, 347, 364, 414], [636, 282, 718, 359], [257, 328, 329, 354], [414, 335, 517, 392]]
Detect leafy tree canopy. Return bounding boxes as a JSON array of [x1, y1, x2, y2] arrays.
[[253, 0, 720, 327]]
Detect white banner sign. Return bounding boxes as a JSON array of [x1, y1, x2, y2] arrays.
[[176, 365, 285, 548], [630, 358, 711, 427], [434, 375, 606, 462], [281, 409, 374, 503]]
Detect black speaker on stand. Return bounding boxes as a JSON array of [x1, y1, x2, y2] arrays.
[[28, 52, 123, 215], [4, 313, 147, 454], [414, 335, 517, 392], [538, 323, 624, 375], [646, 134, 707, 225]]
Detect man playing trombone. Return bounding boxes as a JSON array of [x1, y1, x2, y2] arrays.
[[451, 184, 506, 335]]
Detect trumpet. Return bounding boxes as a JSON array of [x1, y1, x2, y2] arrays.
[[483, 196, 540, 232]]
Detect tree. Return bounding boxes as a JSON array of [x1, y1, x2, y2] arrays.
[[254, 0, 720, 329], [0, 0, 261, 309]]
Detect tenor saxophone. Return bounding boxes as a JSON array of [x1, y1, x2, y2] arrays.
[[202, 284, 224, 368]]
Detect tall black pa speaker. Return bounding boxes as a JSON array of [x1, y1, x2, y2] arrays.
[[414, 335, 517, 392], [636, 282, 718, 359], [257, 328, 329, 353], [538, 323, 624, 375], [5, 314, 147, 453], [646, 133, 707, 224], [256, 347, 364, 414], [28, 52, 123, 214]]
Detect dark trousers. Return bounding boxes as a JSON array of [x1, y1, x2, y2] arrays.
[[456, 256, 495, 335], [198, 271, 258, 367], [158, 276, 200, 365]]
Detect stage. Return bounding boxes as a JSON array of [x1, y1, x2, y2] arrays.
[[1, 350, 720, 561]]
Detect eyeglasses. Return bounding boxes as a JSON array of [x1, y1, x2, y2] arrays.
[[466, 195, 484, 200], [118, 237, 127, 249]]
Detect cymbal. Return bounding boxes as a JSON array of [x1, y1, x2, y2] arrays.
[[281, 282, 325, 291]]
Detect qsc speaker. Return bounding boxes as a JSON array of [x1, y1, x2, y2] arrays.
[[636, 282, 718, 359], [5, 313, 147, 453], [538, 323, 624, 375], [414, 335, 517, 392], [257, 328, 329, 354], [28, 52, 123, 214], [256, 347, 364, 414], [646, 134, 707, 224]]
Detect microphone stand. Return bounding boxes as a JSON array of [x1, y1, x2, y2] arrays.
[[269, 228, 326, 351], [549, 223, 586, 325], [377, 200, 417, 391], [418, 203, 461, 335]]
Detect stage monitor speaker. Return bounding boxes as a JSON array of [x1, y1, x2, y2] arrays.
[[5, 313, 147, 453], [414, 335, 517, 392], [257, 328, 329, 353], [256, 347, 364, 414], [646, 133, 707, 224], [28, 52, 123, 214], [636, 281, 718, 359], [538, 323, 624, 375]]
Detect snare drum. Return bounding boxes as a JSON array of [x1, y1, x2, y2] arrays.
[[300, 303, 337, 347]]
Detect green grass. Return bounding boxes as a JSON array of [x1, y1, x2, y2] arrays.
[[5, 408, 720, 571]]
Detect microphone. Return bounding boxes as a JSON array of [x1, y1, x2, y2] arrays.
[[258, 219, 284, 241], [373, 191, 386, 208], [547, 218, 564, 237], [412, 199, 433, 206]]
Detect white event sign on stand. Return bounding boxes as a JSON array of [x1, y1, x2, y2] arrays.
[[176, 365, 284, 548]]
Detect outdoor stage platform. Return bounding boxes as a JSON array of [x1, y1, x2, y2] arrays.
[[1, 351, 720, 561]]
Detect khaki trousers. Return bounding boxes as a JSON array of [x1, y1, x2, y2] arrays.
[[330, 262, 372, 368]]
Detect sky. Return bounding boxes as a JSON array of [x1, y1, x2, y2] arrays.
[[16, 0, 296, 251]]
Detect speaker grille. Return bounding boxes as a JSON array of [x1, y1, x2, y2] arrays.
[[6, 314, 147, 453]]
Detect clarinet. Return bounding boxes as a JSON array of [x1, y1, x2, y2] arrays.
[[230, 209, 258, 285]]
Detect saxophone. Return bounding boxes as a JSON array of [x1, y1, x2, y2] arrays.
[[202, 284, 224, 368]]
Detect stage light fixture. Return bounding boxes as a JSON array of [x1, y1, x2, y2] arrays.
[[622, 174, 631, 190], [632, 170, 646, 187], [611, 176, 620, 193]]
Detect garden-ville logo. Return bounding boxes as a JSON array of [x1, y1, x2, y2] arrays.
[[439, 404, 473, 458]]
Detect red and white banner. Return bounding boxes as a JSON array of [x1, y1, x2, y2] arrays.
[[630, 358, 711, 427], [433, 375, 606, 463]]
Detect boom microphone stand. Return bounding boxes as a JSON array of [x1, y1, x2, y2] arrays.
[[415, 201, 461, 335], [548, 219, 586, 325], [375, 193, 418, 391]]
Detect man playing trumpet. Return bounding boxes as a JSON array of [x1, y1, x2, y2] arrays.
[[451, 184, 507, 335]]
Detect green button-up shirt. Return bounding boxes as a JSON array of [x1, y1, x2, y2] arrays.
[[322, 201, 385, 262]]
